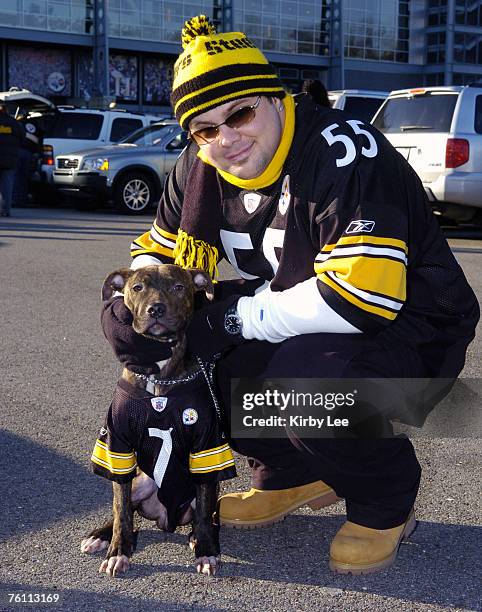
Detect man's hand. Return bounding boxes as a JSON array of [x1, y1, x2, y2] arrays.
[[187, 296, 245, 362], [101, 297, 172, 374]]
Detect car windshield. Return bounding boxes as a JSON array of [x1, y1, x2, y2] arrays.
[[120, 124, 178, 146], [372, 93, 458, 133]]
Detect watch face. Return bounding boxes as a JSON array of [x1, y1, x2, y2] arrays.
[[225, 314, 242, 335]]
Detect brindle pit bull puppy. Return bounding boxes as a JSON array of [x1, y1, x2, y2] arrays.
[[81, 264, 224, 577]]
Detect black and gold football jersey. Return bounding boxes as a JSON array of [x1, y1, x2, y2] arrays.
[[130, 96, 478, 365], [91, 377, 236, 531]]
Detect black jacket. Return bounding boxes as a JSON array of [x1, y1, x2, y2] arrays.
[[0, 113, 24, 169]]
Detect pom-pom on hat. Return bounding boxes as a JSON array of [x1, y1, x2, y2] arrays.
[[171, 15, 285, 130]]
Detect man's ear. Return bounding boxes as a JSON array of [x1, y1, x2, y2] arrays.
[[187, 269, 215, 301], [101, 268, 133, 302]]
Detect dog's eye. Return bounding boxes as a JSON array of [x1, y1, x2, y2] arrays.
[[132, 284, 144, 292], [172, 283, 184, 292]]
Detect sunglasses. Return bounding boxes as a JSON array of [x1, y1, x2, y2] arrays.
[[189, 97, 261, 146]]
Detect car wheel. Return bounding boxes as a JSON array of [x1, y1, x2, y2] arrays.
[[114, 172, 156, 214]]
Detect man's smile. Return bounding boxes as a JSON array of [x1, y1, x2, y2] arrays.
[[225, 142, 254, 162]]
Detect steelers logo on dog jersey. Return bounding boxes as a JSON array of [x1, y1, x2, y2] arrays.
[[182, 408, 198, 425]]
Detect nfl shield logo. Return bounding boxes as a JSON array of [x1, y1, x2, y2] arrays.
[[244, 193, 261, 213], [151, 396, 168, 412]]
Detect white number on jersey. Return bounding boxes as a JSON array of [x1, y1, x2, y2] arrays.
[[321, 121, 379, 167], [148, 427, 173, 488], [220, 228, 285, 289]]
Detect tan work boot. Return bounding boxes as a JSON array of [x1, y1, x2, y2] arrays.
[[329, 509, 417, 574], [219, 480, 340, 528]]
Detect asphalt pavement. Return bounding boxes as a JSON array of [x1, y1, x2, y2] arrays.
[[0, 207, 480, 612]]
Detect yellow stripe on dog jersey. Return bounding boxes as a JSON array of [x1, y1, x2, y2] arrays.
[[91, 439, 137, 475], [189, 444, 235, 473]]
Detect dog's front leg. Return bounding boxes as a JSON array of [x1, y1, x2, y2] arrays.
[[99, 481, 135, 577], [189, 483, 221, 576]]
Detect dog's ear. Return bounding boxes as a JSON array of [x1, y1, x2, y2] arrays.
[[101, 268, 133, 302], [187, 269, 215, 301]]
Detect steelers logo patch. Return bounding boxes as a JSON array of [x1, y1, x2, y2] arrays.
[[182, 408, 198, 425]]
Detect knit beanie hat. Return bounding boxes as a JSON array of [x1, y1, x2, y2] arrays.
[[171, 15, 285, 130]]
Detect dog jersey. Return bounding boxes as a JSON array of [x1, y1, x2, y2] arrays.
[[130, 96, 478, 372], [91, 376, 236, 532]]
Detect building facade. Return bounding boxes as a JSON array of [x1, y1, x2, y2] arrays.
[[0, 0, 480, 113]]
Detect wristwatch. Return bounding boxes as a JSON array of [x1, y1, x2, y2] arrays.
[[224, 303, 243, 336]]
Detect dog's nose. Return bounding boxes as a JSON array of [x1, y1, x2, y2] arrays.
[[147, 302, 166, 318]]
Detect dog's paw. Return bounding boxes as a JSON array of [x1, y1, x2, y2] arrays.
[[99, 555, 130, 577], [81, 536, 109, 554], [195, 555, 221, 576]]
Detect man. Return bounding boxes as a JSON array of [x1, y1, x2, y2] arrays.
[[13, 114, 43, 207], [102, 16, 479, 574], [0, 104, 24, 217]]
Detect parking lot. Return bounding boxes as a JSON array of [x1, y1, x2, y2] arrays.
[[0, 206, 480, 612]]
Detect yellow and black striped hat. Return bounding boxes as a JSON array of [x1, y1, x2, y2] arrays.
[[171, 15, 286, 130]]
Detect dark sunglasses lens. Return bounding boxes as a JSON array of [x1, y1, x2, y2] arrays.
[[193, 126, 218, 144], [226, 106, 255, 129]]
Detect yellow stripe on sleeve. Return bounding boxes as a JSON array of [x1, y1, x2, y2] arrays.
[[189, 443, 235, 473], [321, 235, 408, 254], [314, 255, 406, 302], [319, 272, 398, 320], [91, 439, 137, 475], [153, 221, 177, 242], [130, 230, 175, 259]]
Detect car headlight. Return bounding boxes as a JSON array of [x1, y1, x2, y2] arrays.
[[82, 158, 109, 171]]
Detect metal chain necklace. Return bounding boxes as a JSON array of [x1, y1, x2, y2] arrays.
[[134, 357, 224, 435], [133, 357, 221, 422], [133, 366, 203, 387], [195, 356, 222, 424]]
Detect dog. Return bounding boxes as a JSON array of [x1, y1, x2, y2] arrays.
[[81, 264, 235, 577]]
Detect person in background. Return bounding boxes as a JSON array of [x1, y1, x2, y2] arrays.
[[0, 104, 24, 217], [13, 114, 43, 208], [302, 79, 331, 108]]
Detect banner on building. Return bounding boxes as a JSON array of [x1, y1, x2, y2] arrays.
[[143, 59, 173, 105], [8, 46, 72, 97]]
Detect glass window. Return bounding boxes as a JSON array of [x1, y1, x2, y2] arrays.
[[372, 94, 458, 134], [110, 118, 143, 142], [344, 96, 386, 122], [24, 0, 47, 13], [50, 113, 104, 139], [165, 131, 188, 150], [474, 96, 482, 134]]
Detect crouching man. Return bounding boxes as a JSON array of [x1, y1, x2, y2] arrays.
[[103, 15, 479, 574]]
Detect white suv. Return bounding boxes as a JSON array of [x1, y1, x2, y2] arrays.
[[41, 107, 167, 186], [372, 85, 482, 223]]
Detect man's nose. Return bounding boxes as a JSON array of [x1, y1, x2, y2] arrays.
[[147, 302, 166, 318], [217, 123, 240, 147]]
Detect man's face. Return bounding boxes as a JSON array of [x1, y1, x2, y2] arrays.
[[188, 96, 284, 179]]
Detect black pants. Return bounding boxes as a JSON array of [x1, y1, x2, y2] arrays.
[[216, 333, 426, 529]]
